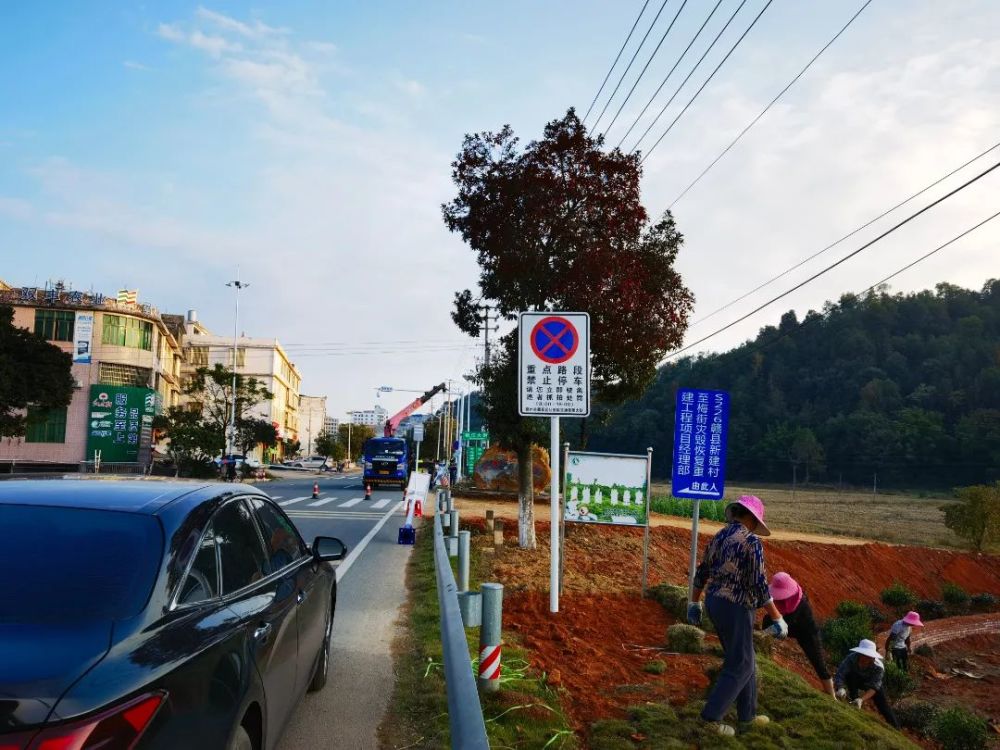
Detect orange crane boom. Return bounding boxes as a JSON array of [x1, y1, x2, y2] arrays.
[[384, 383, 446, 436]]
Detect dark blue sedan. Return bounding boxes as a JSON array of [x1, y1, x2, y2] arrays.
[[0, 481, 347, 750]]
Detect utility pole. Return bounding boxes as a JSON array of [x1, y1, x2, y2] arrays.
[[479, 304, 498, 367], [225, 271, 248, 457]]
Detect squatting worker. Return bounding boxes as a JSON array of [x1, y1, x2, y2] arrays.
[[885, 610, 924, 671], [835, 639, 900, 728], [687, 495, 789, 737], [763, 572, 836, 698]]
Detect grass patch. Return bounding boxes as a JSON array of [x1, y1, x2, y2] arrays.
[[381, 522, 574, 749], [590, 657, 919, 749]]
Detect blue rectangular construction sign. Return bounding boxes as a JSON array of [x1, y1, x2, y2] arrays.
[[671, 388, 730, 500]]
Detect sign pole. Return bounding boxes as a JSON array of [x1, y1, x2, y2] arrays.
[[560, 441, 569, 594], [687, 499, 701, 600], [641, 446, 653, 596], [550, 416, 560, 613]]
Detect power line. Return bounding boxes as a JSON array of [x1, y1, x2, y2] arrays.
[[689, 138, 1000, 328], [640, 0, 775, 164], [601, 0, 690, 139], [660, 157, 1000, 361], [591, 0, 673, 132], [724, 207, 1000, 363], [629, 0, 751, 153], [583, 0, 652, 123], [668, 0, 873, 208], [614, 0, 727, 150]]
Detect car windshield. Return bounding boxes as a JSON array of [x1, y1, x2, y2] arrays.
[[369, 440, 405, 457], [0, 505, 162, 623]]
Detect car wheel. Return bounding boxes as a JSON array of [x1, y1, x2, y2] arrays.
[[227, 724, 253, 750], [308, 590, 335, 692]]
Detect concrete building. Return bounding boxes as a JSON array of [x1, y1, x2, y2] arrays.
[[0, 281, 183, 468], [177, 310, 302, 462], [348, 406, 387, 428], [323, 416, 340, 435], [299, 395, 327, 456]]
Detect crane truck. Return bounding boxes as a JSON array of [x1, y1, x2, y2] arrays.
[[362, 383, 446, 489]]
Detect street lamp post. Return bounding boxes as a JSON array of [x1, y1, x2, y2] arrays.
[[225, 272, 249, 457]]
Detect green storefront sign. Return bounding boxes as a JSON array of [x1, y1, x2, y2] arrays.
[[462, 431, 489, 476], [86, 385, 158, 463]]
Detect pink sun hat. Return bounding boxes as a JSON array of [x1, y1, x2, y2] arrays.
[[725, 494, 771, 536], [902, 611, 924, 627], [770, 572, 801, 601]]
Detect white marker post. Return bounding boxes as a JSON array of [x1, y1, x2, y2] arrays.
[[518, 312, 590, 615]]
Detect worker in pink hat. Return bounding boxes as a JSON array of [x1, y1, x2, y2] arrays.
[[763, 572, 835, 698], [688, 495, 787, 736], [885, 610, 924, 671]]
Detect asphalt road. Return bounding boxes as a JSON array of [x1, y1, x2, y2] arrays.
[[258, 473, 413, 750]]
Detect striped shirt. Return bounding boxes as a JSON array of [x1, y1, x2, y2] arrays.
[[693, 521, 771, 610]]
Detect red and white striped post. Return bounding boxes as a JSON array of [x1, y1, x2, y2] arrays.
[[478, 582, 503, 692]]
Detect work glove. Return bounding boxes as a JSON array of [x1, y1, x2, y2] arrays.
[[852, 698, 864, 709], [686, 602, 703, 626], [835, 688, 847, 701], [765, 617, 789, 640]]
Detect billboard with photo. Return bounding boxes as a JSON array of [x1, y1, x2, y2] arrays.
[[73, 311, 94, 364], [564, 451, 650, 526]]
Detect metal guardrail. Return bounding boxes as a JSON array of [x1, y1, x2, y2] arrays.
[[432, 490, 490, 749]]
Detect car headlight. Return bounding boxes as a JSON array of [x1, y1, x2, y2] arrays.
[[397, 462, 406, 472]]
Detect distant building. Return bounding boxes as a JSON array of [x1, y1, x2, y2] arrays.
[[323, 416, 340, 435], [0, 281, 183, 469], [348, 406, 387, 428], [176, 310, 301, 462], [299, 395, 327, 456]]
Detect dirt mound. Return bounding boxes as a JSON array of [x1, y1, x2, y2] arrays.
[[504, 592, 712, 730], [486, 518, 1000, 620]]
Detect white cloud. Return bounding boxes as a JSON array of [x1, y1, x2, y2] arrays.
[[188, 30, 240, 58], [123, 60, 151, 71], [0, 197, 34, 220], [195, 7, 286, 38], [156, 23, 185, 43], [395, 78, 426, 98]]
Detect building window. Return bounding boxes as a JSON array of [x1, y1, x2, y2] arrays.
[[188, 347, 209, 366], [25, 406, 67, 443], [102, 315, 152, 350], [34, 310, 75, 342], [98, 362, 152, 388]]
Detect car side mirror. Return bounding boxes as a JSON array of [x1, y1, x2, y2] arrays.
[[313, 536, 347, 562]]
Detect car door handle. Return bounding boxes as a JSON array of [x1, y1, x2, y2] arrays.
[[297, 590, 307, 604], [253, 622, 273, 645]]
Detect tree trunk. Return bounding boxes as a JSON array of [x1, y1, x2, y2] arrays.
[[517, 443, 537, 549], [579, 416, 589, 450]]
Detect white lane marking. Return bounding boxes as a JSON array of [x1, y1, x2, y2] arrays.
[[335, 501, 405, 583], [280, 496, 308, 506], [371, 498, 391, 509], [339, 497, 364, 508], [308, 497, 338, 507]]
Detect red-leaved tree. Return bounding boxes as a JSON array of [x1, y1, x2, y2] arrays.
[[443, 109, 694, 548]]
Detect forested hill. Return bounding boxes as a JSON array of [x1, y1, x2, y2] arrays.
[[587, 280, 1000, 489]]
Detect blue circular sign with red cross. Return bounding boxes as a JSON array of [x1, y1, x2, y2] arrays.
[[530, 316, 580, 364]]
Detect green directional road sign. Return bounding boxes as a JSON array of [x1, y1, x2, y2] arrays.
[[462, 431, 489, 441], [86, 385, 158, 464], [463, 431, 489, 476]]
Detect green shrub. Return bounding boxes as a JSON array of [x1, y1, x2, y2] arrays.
[[835, 600, 867, 618], [881, 581, 917, 608], [883, 661, 916, 702], [970, 592, 998, 610], [895, 699, 941, 734], [931, 706, 990, 750], [667, 624, 704, 654], [643, 659, 666, 674], [916, 599, 947, 621], [866, 604, 890, 624], [915, 643, 934, 658], [942, 582, 970, 608], [822, 613, 874, 663]]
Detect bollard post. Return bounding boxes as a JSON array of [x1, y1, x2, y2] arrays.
[[450, 509, 460, 536], [494, 519, 504, 550], [485, 509, 495, 534], [458, 591, 482, 627], [448, 509, 460, 557], [458, 530, 471, 592], [478, 583, 504, 692]]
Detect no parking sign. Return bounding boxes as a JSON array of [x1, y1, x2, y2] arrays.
[[518, 312, 590, 417]]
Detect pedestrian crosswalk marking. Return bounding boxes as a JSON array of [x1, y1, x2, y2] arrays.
[[339, 497, 364, 508], [371, 498, 391, 509], [280, 496, 308, 506], [308, 497, 338, 507]]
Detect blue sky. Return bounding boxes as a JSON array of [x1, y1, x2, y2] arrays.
[[3, 1, 999, 418]]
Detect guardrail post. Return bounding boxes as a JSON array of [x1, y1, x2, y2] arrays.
[[493, 519, 504, 551], [485, 508, 494, 534], [448, 509, 460, 557], [478, 582, 504, 693], [458, 530, 471, 592]]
